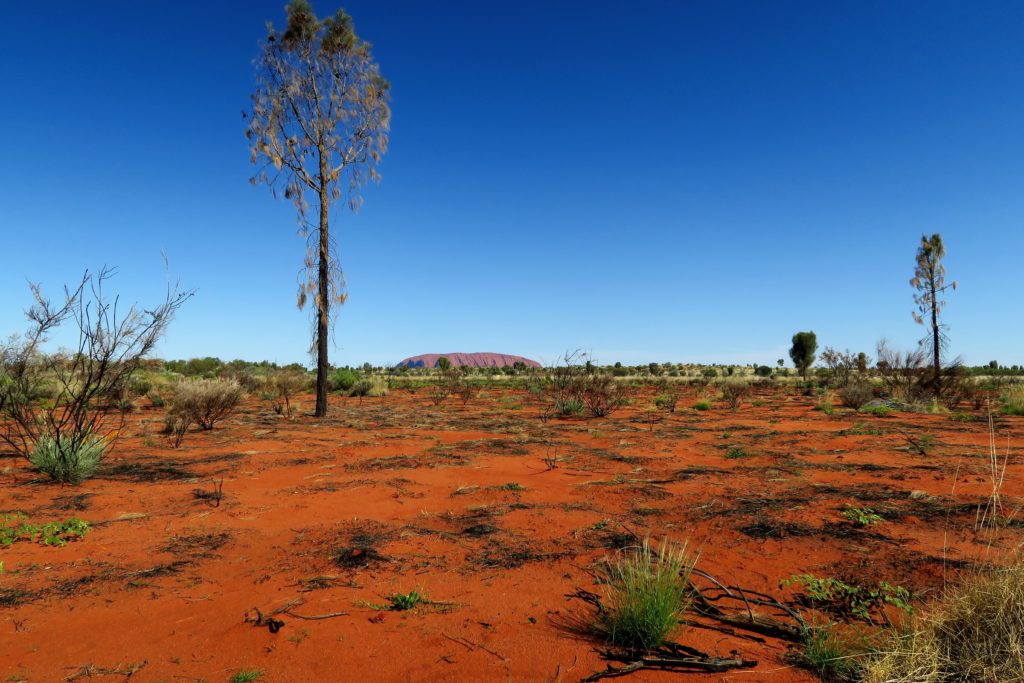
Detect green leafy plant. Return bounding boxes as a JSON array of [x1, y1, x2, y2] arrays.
[[386, 589, 427, 611], [842, 506, 883, 527], [1, 514, 91, 547], [693, 400, 711, 411], [860, 404, 892, 417], [725, 447, 749, 459], [786, 575, 912, 623], [594, 538, 696, 651]]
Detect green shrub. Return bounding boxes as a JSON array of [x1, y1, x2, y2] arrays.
[[330, 368, 358, 392], [29, 434, 106, 484], [693, 400, 711, 411], [654, 393, 678, 413], [595, 538, 695, 651], [860, 404, 892, 417], [719, 380, 751, 410], [842, 506, 883, 527], [786, 574, 912, 623], [229, 670, 264, 683]]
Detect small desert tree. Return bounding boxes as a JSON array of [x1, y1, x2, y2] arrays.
[[789, 331, 818, 380], [911, 233, 956, 400], [246, 0, 391, 418], [1, 268, 191, 483]]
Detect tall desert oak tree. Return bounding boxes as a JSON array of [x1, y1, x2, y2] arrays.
[[911, 233, 956, 400], [246, 0, 390, 417]]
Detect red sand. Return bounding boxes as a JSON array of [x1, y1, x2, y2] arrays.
[[1, 386, 1021, 682]]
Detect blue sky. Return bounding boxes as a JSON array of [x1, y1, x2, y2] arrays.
[[1, 1, 1021, 367]]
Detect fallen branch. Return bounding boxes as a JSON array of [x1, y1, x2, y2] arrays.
[[582, 643, 756, 681]]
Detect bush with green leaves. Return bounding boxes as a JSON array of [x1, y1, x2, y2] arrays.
[[594, 538, 696, 651], [329, 368, 358, 393], [1, 514, 91, 547], [1003, 384, 1024, 416], [785, 574, 912, 623]]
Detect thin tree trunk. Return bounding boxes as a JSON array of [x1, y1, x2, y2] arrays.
[[931, 273, 941, 400], [315, 186, 330, 417]]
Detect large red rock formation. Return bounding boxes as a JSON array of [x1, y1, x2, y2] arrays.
[[398, 352, 541, 369]]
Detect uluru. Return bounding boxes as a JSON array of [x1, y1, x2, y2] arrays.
[[397, 352, 541, 369]]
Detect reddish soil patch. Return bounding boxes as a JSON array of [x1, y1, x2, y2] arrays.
[[1, 387, 1021, 682]]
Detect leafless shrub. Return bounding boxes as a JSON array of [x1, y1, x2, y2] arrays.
[[820, 347, 872, 388], [0, 267, 191, 483]]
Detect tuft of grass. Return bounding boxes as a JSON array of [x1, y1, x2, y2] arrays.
[[229, 669, 264, 683], [859, 404, 892, 417], [791, 624, 866, 681], [29, 434, 106, 485], [594, 538, 696, 651], [864, 565, 1024, 683], [724, 447, 749, 459], [692, 401, 711, 411], [498, 482, 525, 491], [555, 397, 585, 416], [1003, 385, 1024, 416]]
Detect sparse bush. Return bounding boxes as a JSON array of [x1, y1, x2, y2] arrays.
[[654, 392, 678, 413], [719, 380, 750, 410], [594, 538, 696, 651], [169, 378, 242, 431], [270, 370, 307, 416], [840, 381, 875, 409], [864, 566, 1024, 683], [581, 374, 626, 417], [28, 433, 106, 485]]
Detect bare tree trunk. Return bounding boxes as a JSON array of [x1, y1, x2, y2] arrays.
[[315, 187, 330, 417], [931, 275, 941, 400]]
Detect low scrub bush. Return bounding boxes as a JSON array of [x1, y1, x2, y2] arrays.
[[29, 433, 106, 484], [581, 375, 626, 417], [840, 381, 875, 409], [329, 368, 358, 393], [864, 566, 1024, 682], [594, 538, 696, 651], [719, 380, 750, 410], [168, 378, 242, 431], [693, 400, 711, 411], [1003, 385, 1024, 416]]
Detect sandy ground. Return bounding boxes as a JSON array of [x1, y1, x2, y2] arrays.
[[1, 386, 1021, 682]]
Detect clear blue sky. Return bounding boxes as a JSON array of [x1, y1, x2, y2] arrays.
[[1, 1, 1021, 367]]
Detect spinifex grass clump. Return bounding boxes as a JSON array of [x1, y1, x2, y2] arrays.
[[595, 538, 696, 651], [864, 565, 1024, 682], [29, 433, 106, 485]]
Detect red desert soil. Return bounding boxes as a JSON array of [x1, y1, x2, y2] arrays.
[[1, 387, 1022, 682]]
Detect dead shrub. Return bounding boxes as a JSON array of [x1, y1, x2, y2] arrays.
[[864, 565, 1024, 683], [581, 374, 626, 417]]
